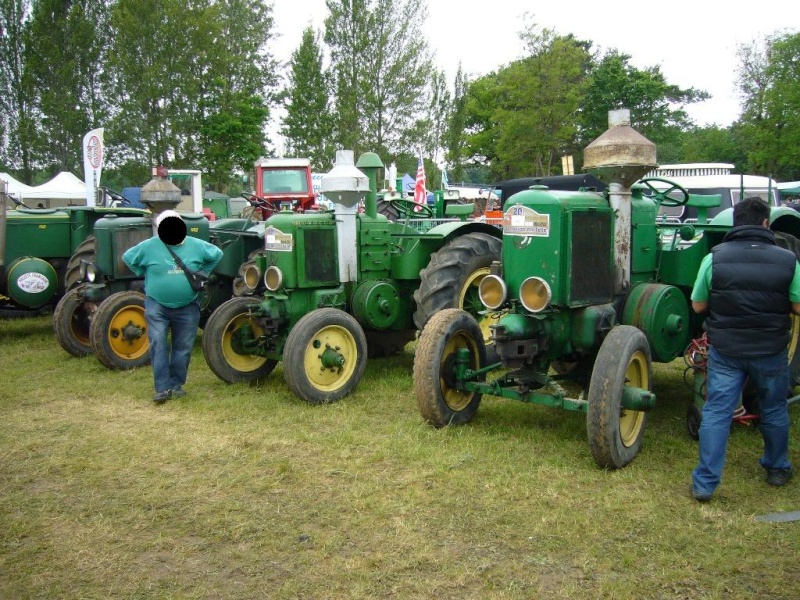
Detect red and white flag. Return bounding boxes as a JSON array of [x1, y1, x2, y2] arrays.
[[413, 155, 426, 212]]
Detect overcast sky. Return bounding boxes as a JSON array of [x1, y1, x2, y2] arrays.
[[270, 0, 797, 129]]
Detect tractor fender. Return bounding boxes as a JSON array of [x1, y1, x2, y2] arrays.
[[710, 206, 800, 241], [423, 220, 501, 242]]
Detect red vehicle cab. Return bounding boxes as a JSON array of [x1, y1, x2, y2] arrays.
[[249, 158, 318, 218]]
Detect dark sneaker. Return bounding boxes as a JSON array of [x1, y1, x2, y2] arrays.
[[171, 388, 187, 398], [153, 390, 171, 404], [766, 468, 793, 487], [690, 484, 712, 502]]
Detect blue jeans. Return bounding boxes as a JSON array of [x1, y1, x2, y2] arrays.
[[692, 346, 792, 496], [145, 297, 201, 394]]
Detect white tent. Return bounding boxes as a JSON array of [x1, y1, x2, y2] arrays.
[[0, 172, 35, 200], [23, 171, 87, 204]]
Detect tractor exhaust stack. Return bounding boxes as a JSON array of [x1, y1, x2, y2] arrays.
[[321, 150, 369, 283], [584, 109, 657, 294]]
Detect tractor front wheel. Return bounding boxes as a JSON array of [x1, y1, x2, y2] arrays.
[[90, 290, 150, 370], [282, 308, 367, 404], [64, 236, 96, 291], [414, 308, 486, 427], [53, 287, 96, 356], [587, 325, 652, 469], [202, 296, 277, 383]]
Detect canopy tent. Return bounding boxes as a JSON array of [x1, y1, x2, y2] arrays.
[[778, 181, 800, 195], [0, 172, 35, 200], [23, 171, 86, 202]]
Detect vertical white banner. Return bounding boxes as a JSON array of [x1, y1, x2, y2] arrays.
[[83, 127, 104, 207]]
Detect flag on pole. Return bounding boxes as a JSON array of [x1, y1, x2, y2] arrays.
[[413, 155, 426, 212], [441, 168, 449, 190]]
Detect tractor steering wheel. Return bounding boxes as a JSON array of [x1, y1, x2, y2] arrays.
[[242, 192, 278, 212], [639, 177, 690, 207], [389, 197, 434, 218]]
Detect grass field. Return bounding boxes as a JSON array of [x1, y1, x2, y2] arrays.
[[1, 315, 798, 599]]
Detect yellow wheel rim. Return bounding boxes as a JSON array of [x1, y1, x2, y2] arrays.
[[620, 349, 648, 447], [107, 305, 148, 360], [788, 315, 800, 364], [441, 330, 480, 411], [458, 266, 500, 345], [302, 324, 359, 392], [223, 313, 269, 373]]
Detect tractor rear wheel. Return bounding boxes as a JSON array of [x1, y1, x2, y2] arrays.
[[202, 296, 277, 383], [414, 308, 486, 427], [90, 290, 150, 370], [413, 232, 502, 350], [64, 236, 96, 291], [53, 287, 95, 356], [364, 329, 415, 358], [282, 308, 367, 404], [587, 325, 652, 469], [377, 199, 399, 222]]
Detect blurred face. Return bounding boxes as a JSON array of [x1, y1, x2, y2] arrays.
[[158, 216, 187, 245]]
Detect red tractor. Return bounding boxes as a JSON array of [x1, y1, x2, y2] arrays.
[[243, 158, 318, 219]]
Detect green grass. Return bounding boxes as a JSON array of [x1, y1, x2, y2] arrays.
[[1, 315, 799, 599]]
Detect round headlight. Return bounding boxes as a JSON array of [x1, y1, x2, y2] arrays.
[[78, 260, 88, 282], [86, 263, 98, 283], [240, 263, 261, 291], [519, 277, 552, 313], [478, 274, 507, 309], [264, 265, 283, 292]]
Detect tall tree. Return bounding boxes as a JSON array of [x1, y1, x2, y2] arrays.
[[280, 26, 334, 171], [107, 0, 276, 187], [0, 0, 34, 179], [736, 33, 800, 181], [445, 64, 468, 183], [463, 27, 591, 179], [324, 0, 432, 158], [678, 125, 745, 168], [580, 50, 708, 163], [24, 0, 110, 176]]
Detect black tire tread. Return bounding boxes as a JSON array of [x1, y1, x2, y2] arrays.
[[202, 296, 277, 383]]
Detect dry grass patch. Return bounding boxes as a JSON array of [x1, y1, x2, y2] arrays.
[[1, 316, 799, 599]]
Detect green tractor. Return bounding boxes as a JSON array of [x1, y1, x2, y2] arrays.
[[201, 150, 502, 404], [52, 170, 270, 369], [412, 109, 800, 469], [0, 179, 148, 317]]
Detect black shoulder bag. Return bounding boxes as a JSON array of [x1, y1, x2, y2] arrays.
[[164, 244, 209, 291]]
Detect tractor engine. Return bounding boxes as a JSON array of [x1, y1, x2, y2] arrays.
[[479, 109, 666, 371], [479, 186, 617, 368]]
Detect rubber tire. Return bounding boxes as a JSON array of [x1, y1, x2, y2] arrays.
[[774, 233, 800, 386], [282, 308, 367, 404], [413, 308, 486, 427], [687, 404, 701, 441], [90, 290, 151, 370], [53, 287, 95, 357], [364, 329, 415, 358], [377, 199, 399, 222], [202, 296, 278, 383], [64, 236, 96, 291], [414, 232, 502, 359], [587, 325, 652, 469]]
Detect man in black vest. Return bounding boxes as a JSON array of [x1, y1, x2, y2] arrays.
[[690, 197, 800, 501]]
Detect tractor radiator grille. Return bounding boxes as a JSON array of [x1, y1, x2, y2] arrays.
[[115, 228, 151, 277], [569, 211, 613, 305], [303, 228, 337, 283]]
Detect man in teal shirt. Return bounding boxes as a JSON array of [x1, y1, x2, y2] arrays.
[[123, 210, 223, 403], [690, 197, 800, 501]]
